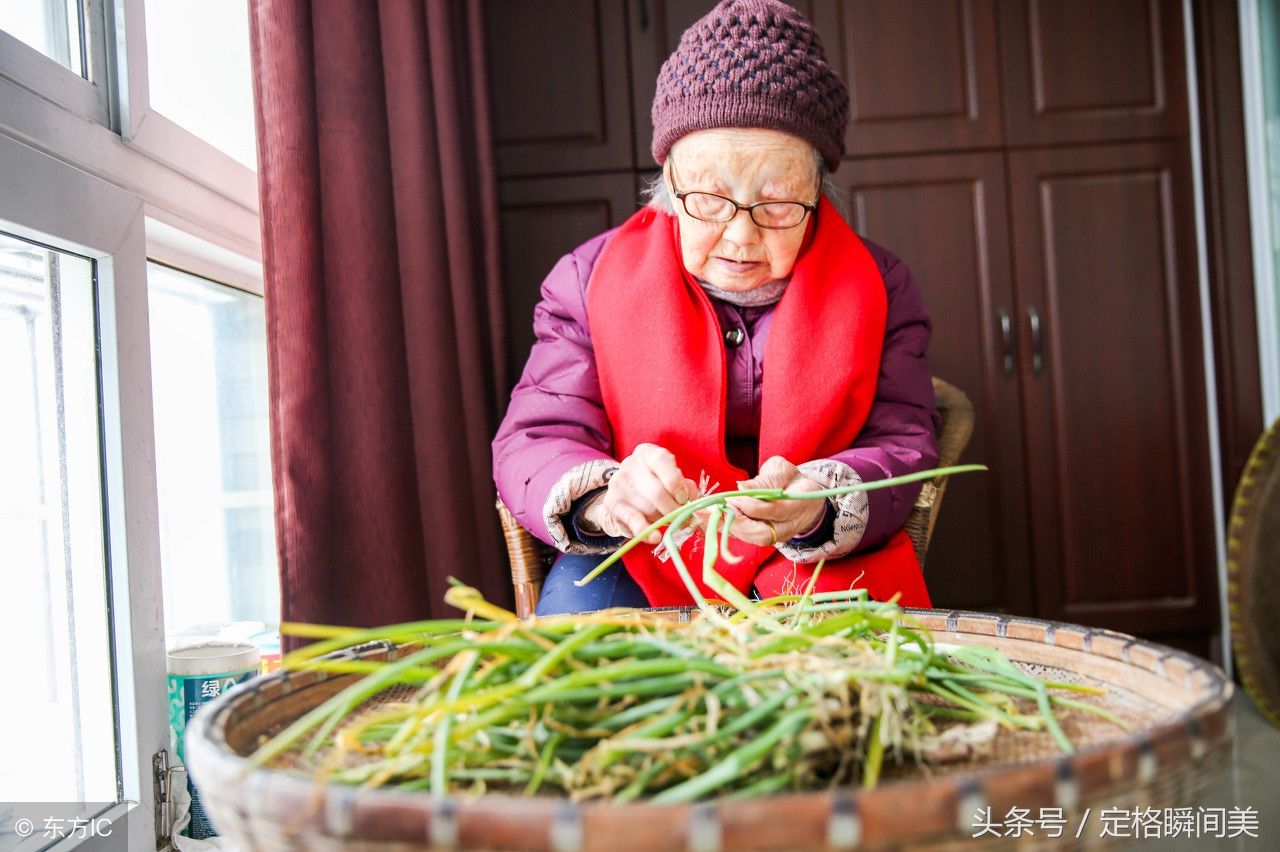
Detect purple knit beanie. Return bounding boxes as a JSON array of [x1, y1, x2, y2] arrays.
[[651, 0, 849, 170]]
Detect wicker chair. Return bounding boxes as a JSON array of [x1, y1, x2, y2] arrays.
[[497, 377, 974, 617]]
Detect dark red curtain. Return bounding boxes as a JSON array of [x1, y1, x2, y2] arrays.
[[249, 0, 510, 636]]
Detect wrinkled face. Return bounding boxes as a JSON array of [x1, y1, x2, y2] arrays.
[[666, 128, 820, 292]]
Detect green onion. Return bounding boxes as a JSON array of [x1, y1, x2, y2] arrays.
[[248, 462, 1123, 802]]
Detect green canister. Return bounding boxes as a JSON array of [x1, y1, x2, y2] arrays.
[[167, 642, 259, 839]]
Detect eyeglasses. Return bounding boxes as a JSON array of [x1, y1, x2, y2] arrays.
[[668, 164, 818, 230]]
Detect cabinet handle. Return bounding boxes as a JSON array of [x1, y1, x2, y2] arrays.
[[638, 0, 650, 31], [998, 308, 1014, 376], [1027, 307, 1044, 375]]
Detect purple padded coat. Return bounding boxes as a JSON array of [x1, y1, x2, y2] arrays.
[[492, 225, 940, 556]]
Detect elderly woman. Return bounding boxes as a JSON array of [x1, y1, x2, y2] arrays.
[[493, 0, 939, 615]]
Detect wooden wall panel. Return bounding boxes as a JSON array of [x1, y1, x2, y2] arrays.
[[998, 0, 1189, 145], [498, 174, 638, 390], [487, 0, 633, 176], [629, 0, 1002, 160], [1009, 142, 1216, 635], [823, 0, 1003, 155], [836, 153, 1032, 615]]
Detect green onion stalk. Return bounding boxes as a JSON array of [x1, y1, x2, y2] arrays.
[[249, 464, 1123, 801]]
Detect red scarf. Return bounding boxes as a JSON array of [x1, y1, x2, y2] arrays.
[[585, 199, 931, 608]]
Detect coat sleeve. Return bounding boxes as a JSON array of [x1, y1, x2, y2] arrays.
[[840, 253, 941, 551], [492, 233, 621, 550], [780, 249, 941, 562]]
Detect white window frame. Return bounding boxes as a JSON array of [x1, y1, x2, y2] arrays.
[[111, 0, 259, 211], [1239, 0, 1280, 423], [0, 0, 111, 125], [0, 2, 261, 265], [1, 131, 166, 852], [1, 0, 265, 846], [0, 66, 262, 265]]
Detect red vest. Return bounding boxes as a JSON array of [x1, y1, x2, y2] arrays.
[[585, 199, 931, 608]]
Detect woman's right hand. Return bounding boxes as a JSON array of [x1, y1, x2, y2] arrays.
[[581, 443, 700, 545]]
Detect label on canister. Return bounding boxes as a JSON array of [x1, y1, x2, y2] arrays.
[[167, 642, 259, 840]]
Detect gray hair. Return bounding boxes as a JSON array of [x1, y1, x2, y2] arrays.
[[642, 145, 849, 221]]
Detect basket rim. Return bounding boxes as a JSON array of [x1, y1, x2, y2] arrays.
[[1226, 416, 1280, 728], [185, 609, 1235, 849]]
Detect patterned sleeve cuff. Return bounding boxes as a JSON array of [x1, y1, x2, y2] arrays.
[[570, 487, 626, 550], [542, 459, 622, 554], [776, 459, 868, 562], [789, 499, 835, 547]]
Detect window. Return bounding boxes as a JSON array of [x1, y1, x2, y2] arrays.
[[1, 130, 171, 848], [148, 263, 278, 639], [0, 0, 84, 75], [1244, 0, 1280, 420], [144, 0, 257, 170], [0, 0, 109, 124], [1, 0, 266, 845], [0, 232, 116, 804]]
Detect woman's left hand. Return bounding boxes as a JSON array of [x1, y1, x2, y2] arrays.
[[722, 456, 826, 547]]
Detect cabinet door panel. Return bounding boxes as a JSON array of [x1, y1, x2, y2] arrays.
[[835, 153, 1032, 615], [998, 0, 1188, 145], [825, 0, 1003, 156], [487, 0, 633, 176], [499, 174, 638, 389], [1009, 142, 1215, 634]]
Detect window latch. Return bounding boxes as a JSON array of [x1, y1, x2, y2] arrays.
[[153, 750, 186, 848]]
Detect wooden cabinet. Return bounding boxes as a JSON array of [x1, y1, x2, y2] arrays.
[[834, 153, 1034, 616], [483, 0, 1225, 651], [498, 173, 638, 382], [625, 0, 1003, 161], [836, 142, 1219, 640], [1008, 141, 1215, 634], [486, 0, 634, 176], [821, 0, 1004, 155], [997, 0, 1189, 146]]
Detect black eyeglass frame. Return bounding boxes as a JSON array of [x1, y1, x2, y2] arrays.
[[667, 168, 820, 230]]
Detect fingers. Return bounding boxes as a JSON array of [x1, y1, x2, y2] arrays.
[[723, 456, 826, 545], [726, 455, 808, 520], [735, 455, 798, 491], [636, 443, 694, 504], [725, 514, 778, 547], [625, 443, 688, 512], [595, 444, 699, 545], [590, 449, 827, 550], [724, 494, 790, 521], [612, 503, 659, 544]]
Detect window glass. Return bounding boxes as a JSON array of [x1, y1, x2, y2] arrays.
[[147, 263, 279, 642], [145, 0, 257, 170], [0, 230, 116, 802], [0, 0, 84, 76], [1261, 0, 1280, 336]]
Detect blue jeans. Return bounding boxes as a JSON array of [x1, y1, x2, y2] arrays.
[[535, 553, 649, 615]]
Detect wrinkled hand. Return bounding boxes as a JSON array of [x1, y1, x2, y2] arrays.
[[722, 456, 825, 547], [582, 443, 701, 545]]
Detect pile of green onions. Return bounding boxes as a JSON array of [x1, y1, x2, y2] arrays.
[[250, 465, 1126, 801]]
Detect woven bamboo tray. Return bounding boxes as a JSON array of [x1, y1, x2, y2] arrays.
[[185, 609, 1234, 850]]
